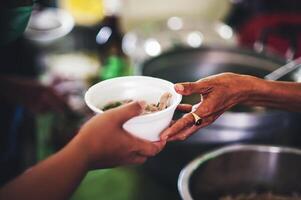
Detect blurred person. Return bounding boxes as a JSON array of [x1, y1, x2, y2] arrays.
[[0, 101, 166, 200], [0, 0, 69, 113], [0, 0, 71, 185], [0, 3, 165, 199], [161, 73, 301, 141]]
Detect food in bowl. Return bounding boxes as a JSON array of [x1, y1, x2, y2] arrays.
[[102, 99, 133, 111], [102, 92, 172, 114]]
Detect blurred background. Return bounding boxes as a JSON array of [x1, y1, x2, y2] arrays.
[[1, 0, 301, 199]]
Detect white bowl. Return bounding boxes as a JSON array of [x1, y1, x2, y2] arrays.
[[84, 76, 182, 141]]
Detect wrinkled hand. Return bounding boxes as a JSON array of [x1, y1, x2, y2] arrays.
[[73, 101, 166, 169], [0, 76, 70, 113], [161, 73, 256, 141]]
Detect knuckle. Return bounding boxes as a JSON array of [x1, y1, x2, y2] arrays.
[[199, 106, 209, 115], [198, 105, 213, 117]]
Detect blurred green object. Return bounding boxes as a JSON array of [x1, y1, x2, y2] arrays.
[[0, 6, 32, 46], [36, 112, 83, 160], [36, 113, 56, 160], [100, 55, 132, 80], [71, 168, 136, 200], [71, 167, 179, 200]]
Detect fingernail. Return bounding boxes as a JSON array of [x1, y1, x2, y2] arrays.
[[138, 100, 147, 110], [175, 84, 184, 92], [161, 135, 168, 140]]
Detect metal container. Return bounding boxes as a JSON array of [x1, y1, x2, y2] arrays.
[[178, 145, 301, 200]]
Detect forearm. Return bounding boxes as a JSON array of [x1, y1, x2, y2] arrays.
[[241, 75, 301, 112], [0, 137, 89, 200]]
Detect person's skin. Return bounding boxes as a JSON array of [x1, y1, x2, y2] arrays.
[[0, 75, 70, 113], [161, 72, 301, 141], [0, 101, 166, 200]]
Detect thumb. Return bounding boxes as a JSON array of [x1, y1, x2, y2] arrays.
[[114, 101, 146, 123], [174, 81, 212, 96], [174, 82, 201, 95]]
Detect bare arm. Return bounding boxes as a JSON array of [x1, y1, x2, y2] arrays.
[[0, 140, 89, 200], [242, 77, 301, 111], [0, 102, 166, 200], [161, 73, 301, 141]]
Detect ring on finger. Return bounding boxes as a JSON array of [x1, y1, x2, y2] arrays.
[[191, 112, 203, 126]]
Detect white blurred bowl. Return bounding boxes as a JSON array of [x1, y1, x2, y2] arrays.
[[85, 76, 182, 141]]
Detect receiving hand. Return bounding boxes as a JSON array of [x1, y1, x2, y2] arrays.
[[161, 73, 256, 141], [72, 101, 166, 169]]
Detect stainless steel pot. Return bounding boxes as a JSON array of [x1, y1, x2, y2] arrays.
[[142, 46, 300, 143], [178, 145, 301, 200]]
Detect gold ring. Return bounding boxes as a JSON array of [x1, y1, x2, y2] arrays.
[[191, 112, 202, 126]]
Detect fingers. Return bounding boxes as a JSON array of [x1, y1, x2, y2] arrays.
[[136, 139, 166, 157], [167, 110, 224, 142], [168, 125, 200, 141], [127, 140, 167, 165], [166, 119, 208, 142], [160, 113, 194, 140], [175, 82, 200, 95], [130, 140, 166, 164], [161, 93, 219, 140], [152, 140, 167, 152], [113, 101, 146, 123], [177, 104, 192, 112], [130, 140, 165, 164]]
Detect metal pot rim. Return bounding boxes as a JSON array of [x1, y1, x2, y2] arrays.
[[142, 46, 286, 71], [177, 144, 301, 200]]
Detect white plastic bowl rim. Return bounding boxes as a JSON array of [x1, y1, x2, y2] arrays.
[[84, 76, 182, 122]]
